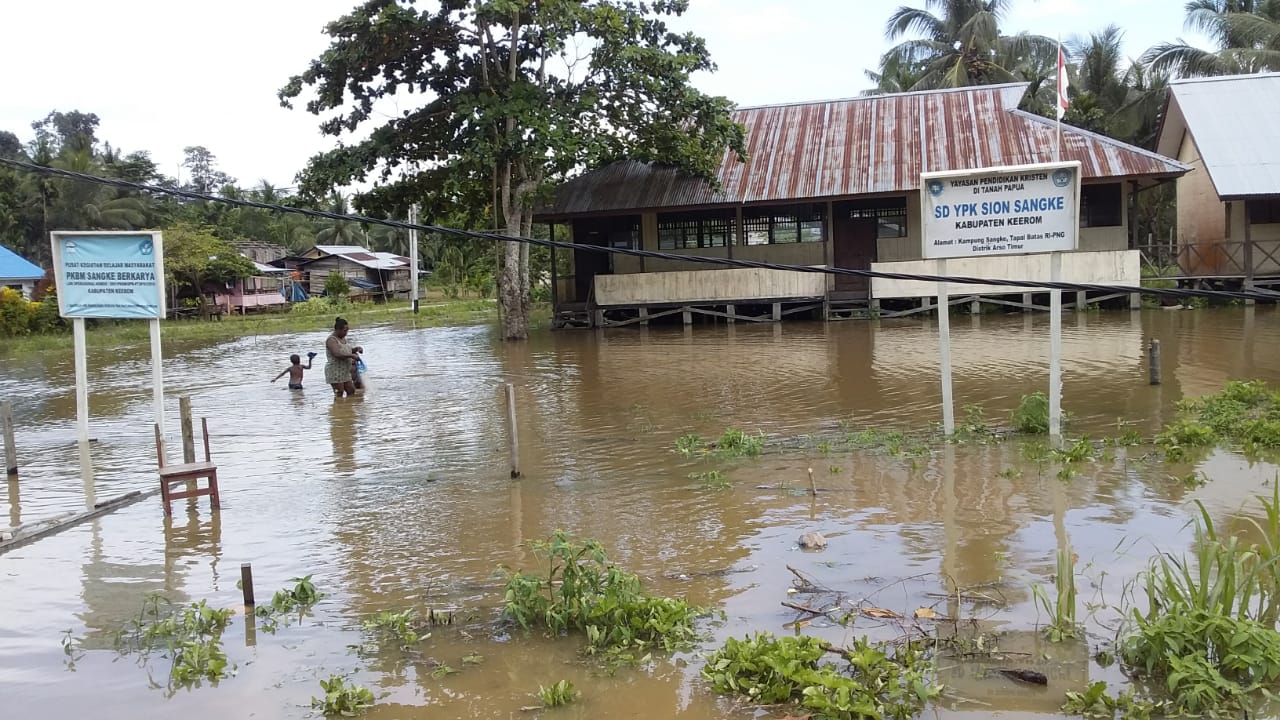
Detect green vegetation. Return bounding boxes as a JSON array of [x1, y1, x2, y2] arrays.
[[674, 428, 764, 459], [0, 298, 510, 356], [501, 531, 711, 662], [1071, 489, 1280, 718], [312, 675, 375, 717], [1158, 381, 1280, 458], [112, 595, 235, 689], [361, 609, 431, 650], [1031, 547, 1079, 642], [702, 632, 939, 720], [324, 271, 350, 302], [715, 428, 764, 457], [254, 575, 326, 633], [537, 679, 579, 707], [1012, 392, 1051, 434]]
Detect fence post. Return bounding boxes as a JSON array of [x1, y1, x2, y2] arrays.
[[2, 400, 16, 477], [179, 396, 195, 464], [1148, 339, 1162, 385], [241, 562, 255, 607], [505, 383, 521, 479]]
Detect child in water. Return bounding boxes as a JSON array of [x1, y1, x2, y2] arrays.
[[272, 352, 317, 389]]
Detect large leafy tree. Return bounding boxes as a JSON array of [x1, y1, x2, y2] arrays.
[[880, 0, 1056, 90], [280, 0, 746, 340], [1144, 0, 1280, 76]]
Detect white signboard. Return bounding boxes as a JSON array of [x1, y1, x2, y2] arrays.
[[921, 161, 1081, 259]]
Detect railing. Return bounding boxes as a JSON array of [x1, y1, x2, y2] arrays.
[[1136, 241, 1280, 277]]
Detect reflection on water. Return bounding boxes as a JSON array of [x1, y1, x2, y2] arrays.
[[1, 308, 1280, 718]]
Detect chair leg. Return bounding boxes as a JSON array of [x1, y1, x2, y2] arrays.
[[160, 480, 172, 515], [208, 471, 220, 510]]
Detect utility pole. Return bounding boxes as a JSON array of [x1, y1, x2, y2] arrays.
[[410, 204, 420, 313]]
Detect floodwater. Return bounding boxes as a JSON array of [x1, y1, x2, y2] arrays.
[[1, 306, 1279, 719]]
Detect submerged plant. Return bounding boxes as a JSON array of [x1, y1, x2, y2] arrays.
[[361, 609, 431, 650], [537, 679, 579, 707], [114, 595, 235, 688], [1031, 546, 1078, 642], [501, 531, 712, 662], [674, 434, 706, 456], [1012, 392, 1050, 434], [714, 428, 764, 457], [254, 575, 327, 632], [312, 675, 374, 717], [1116, 493, 1280, 716], [1157, 380, 1280, 457], [701, 632, 939, 720]]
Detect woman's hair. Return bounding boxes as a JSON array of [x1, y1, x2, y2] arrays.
[[334, 317, 348, 331]]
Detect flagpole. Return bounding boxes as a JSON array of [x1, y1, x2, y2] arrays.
[[1055, 35, 1063, 163]]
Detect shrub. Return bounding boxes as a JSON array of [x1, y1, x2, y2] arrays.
[[0, 287, 35, 337], [324, 271, 350, 303], [1012, 392, 1050, 434]]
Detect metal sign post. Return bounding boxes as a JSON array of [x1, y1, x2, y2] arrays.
[[51, 231, 168, 447], [920, 161, 1082, 438], [936, 258, 955, 435]]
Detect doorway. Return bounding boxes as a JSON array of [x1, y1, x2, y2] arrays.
[[831, 214, 877, 296]]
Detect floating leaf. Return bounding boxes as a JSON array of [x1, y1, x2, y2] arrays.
[[862, 607, 901, 619], [913, 607, 939, 619]]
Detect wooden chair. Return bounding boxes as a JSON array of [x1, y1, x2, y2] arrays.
[[155, 419, 220, 515]]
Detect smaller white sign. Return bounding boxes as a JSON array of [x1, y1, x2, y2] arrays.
[[921, 162, 1081, 260]]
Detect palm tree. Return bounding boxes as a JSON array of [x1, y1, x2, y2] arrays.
[[1144, 0, 1280, 76], [315, 192, 359, 245], [1069, 25, 1129, 112], [861, 56, 927, 95], [880, 0, 1056, 90]]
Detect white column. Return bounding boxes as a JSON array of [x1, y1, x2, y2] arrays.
[[1049, 252, 1063, 439], [937, 259, 954, 435]]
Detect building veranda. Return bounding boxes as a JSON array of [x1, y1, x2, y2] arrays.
[[534, 83, 1190, 328]]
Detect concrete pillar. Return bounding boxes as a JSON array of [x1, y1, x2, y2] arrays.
[[726, 304, 736, 324], [771, 302, 782, 321], [1129, 292, 1141, 310], [1022, 292, 1033, 312], [639, 307, 649, 326], [1075, 290, 1087, 311], [682, 308, 692, 325], [970, 297, 981, 315]]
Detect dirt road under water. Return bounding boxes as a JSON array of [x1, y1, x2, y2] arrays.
[[2, 306, 1279, 718]]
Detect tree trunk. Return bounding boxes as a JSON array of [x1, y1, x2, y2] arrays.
[[499, 214, 527, 340], [519, 213, 532, 322]]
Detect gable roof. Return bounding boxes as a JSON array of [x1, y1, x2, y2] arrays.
[[0, 246, 44, 280], [298, 249, 409, 271], [537, 83, 1189, 217], [1156, 72, 1280, 200]]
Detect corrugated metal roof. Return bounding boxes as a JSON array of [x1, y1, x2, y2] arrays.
[[1157, 72, 1280, 199], [0, 246, 44, 280], [538, 83, 1189, 217]]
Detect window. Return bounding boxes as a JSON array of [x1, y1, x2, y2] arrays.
[[743, 204, 825, 244], [849, 202, 908, 238], [657, 212, 731, 249], [608, 220, 641, 249], [1248, 198, 1280, 224], [1080, 183, 1122, 227]]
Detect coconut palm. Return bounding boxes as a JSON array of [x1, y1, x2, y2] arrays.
[[861, 56, 928, 95], [1144, 0, 1280, 76], [1069, 25, 1130, 111], [880, 0, 1057, 90], [315, 192, 359, 245]]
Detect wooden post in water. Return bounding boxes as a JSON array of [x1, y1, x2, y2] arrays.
[[2, 400, 16, 477], [179, 396, 195, 464], [505, 383, 521, 479], [240, 562, 255, 607], [1148, 339, 1162, 385]]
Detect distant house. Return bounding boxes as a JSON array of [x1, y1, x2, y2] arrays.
[[1156, 72, 1280, 286], [294, 245, 413, 300], [535, 82, 1190, 327], [0, 246, 45, 299], [206, 241, 290, 314]]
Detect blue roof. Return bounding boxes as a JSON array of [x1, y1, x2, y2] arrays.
[[0, 246, 44, 280]]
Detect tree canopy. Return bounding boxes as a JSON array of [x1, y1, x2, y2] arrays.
[[281, 0, 747, 339]]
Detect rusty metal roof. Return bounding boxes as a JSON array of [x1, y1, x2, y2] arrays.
[[537, 83, 1189, 218]]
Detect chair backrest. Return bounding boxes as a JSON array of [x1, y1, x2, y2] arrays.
[[201, 418, 212, 462], [154, 423, 166, 468]]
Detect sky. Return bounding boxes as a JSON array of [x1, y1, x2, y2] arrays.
[[0, 1, 1210, 190]]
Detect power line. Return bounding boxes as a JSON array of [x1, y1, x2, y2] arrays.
[[0, 156, 1272, 303]]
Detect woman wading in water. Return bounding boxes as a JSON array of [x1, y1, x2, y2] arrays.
[[325, 317, 363, 398]]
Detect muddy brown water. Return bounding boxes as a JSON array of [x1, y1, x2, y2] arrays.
[[2, 307, 1279, 719]]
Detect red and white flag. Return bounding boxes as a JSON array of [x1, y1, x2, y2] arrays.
[[1056, 44, 1070, 119]]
